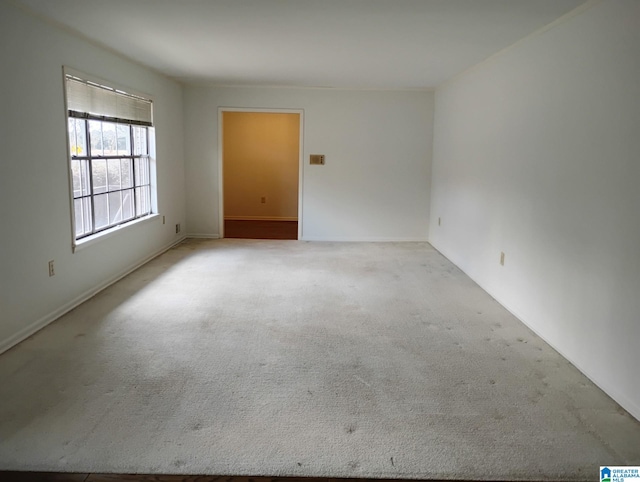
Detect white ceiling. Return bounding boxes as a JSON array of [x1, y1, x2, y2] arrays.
[[15, 0, 585, 89]]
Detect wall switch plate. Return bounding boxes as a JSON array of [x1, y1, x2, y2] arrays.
[[175, 223, 181, 234], [162, 215, 166, 224], [261, 196, 266, 204], [500, 252, 505, 266], [438, 217, 441, 226], [48, 260, 55, 277], [310, 154, 325, 165]]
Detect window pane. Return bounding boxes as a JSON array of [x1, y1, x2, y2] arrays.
[[89, 120, 103, 156], [108, 191, 123, 224], [117, 124, 131, 156], [107, 159, 121, 191], [68, 119, 77, 156], [121, 158, 133, 188], [141, 128, 147, 154], [122, 189, 134, 220], [71, 160, 81, 198], [74, 119, 87, 156], [68, 119, 87, 156], [102, 122, 117, 156], [92, 159, 107, 194], [80, 159, 91, 196], [133, 126, 147, 155], [94, 193, 108, 230], [74, 198, 85, 237], [135, 186, 150, 216], [144, 157, 150, 185], [143, 185, 150, 214], [134, 157, 150, 186], [82, 197, 92, 234], [135, 187, 142, 215], [136, 157, 149, 186], [134, 157, 141, 186]]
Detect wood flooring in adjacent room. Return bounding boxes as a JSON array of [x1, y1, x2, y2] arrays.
[[224, 220, 298, 239]]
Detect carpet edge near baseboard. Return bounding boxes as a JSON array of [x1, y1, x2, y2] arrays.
[[0, 235, 187, 356]]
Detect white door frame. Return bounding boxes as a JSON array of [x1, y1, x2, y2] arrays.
[[217, 107, 304, 240]]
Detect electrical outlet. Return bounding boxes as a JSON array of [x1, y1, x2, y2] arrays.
[[261, 196, 266, 204], [48, 260, 55, 277], [175, 223, 181, 234], [500, 252, 505, 266], [310, 154, 325, 165]]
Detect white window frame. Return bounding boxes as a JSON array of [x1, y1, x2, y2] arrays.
[[62, 67, 158, 251]]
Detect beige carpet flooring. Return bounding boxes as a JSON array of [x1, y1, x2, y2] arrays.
[[0, 239, 639, 479]]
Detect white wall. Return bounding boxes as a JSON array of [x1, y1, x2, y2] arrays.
[[0, 2, 186, 352], [429, 0, 640, 419], [184, 86, 433, 241]]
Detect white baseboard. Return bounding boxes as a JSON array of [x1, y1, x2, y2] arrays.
[[186, 233, 220, 239], [429, 240, 640, 422], [187, 234, 426, 242], [0, 235, 187, 356], [301, 236, 428, 242], [224, 216, 298, 221]]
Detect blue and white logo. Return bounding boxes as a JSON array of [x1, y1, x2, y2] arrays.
[[601, 466, 640, 482]]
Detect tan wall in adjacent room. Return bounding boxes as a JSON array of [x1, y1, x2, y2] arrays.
[[223, 112, 299, 220]]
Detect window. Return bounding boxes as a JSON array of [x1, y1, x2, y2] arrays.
[[65, 74, 154, 241]]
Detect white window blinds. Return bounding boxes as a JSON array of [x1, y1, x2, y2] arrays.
[[65, 75, 153, 126]]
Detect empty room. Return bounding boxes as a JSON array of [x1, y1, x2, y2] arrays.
[[1, 0, 639, 481]]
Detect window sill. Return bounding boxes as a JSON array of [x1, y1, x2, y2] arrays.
[[73, 214, 161, 252]]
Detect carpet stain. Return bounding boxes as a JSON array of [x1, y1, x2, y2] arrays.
[[529, 389, 545, 404]]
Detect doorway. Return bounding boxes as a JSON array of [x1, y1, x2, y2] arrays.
[[220, 110, 302, 240]]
